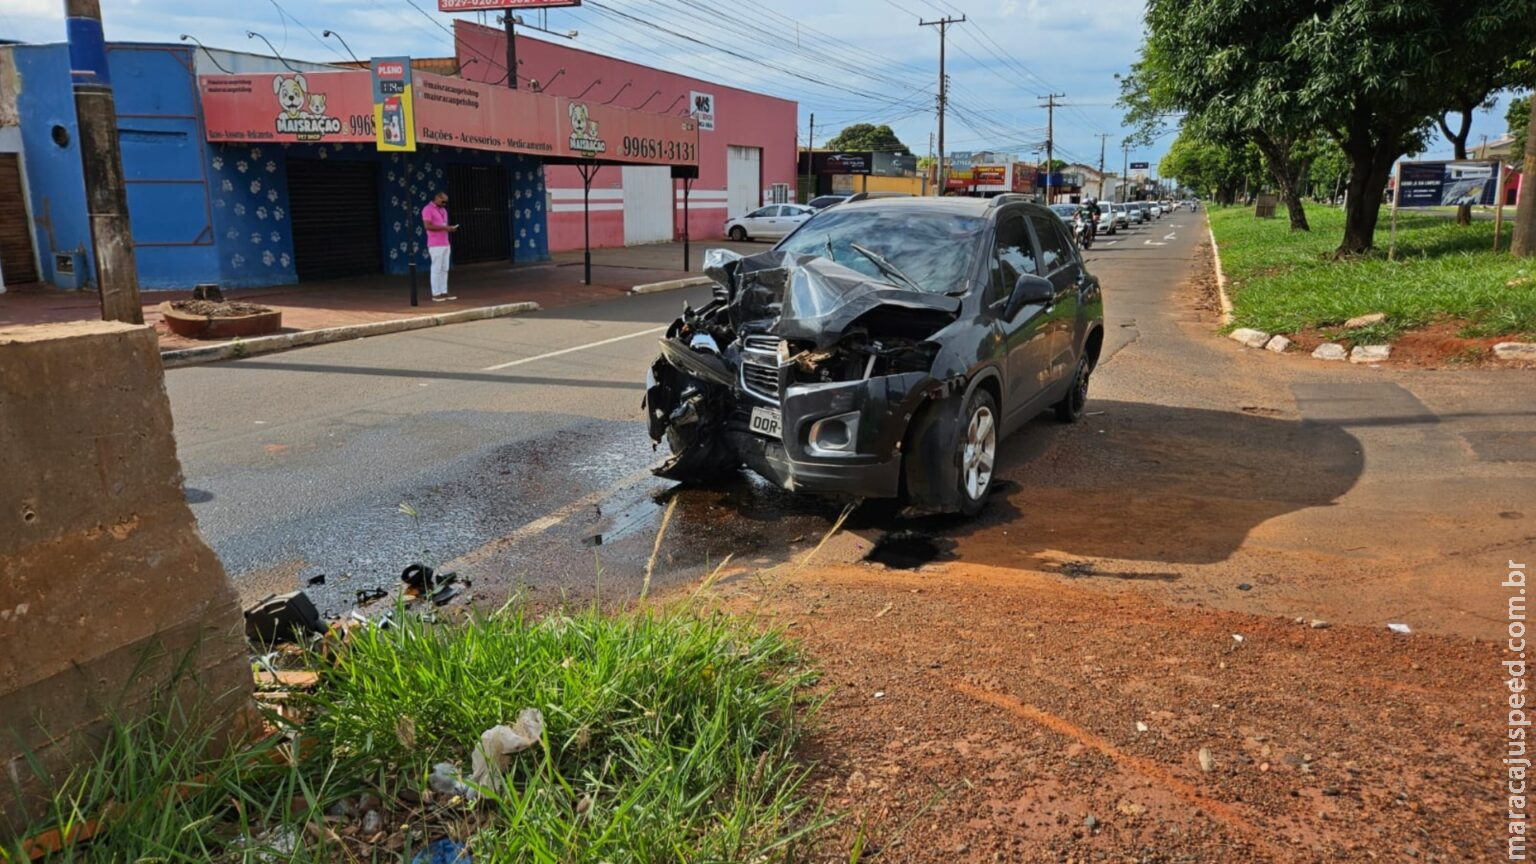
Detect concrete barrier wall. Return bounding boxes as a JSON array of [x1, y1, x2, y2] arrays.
[[0, 321, 251, 835]]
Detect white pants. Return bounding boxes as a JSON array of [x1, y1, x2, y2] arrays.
[[428, 245, 451, 296]]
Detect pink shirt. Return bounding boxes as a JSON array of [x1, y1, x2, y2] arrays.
[[422, 202, 451, 248]]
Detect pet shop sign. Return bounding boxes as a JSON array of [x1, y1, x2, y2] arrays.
[[437, 0, 579, 9], [200, 71, 374, 143]]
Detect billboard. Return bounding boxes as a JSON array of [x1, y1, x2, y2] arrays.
[[201, 69, 699, 166], [371, 57, 416, 152], [437, 0, 579, 10], [1395, 160, 1500, 207], [972, 164, 1007, 186], [201, 71, 375, 144]]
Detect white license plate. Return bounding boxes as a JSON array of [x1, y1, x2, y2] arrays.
[[749, 406, 782, 439]]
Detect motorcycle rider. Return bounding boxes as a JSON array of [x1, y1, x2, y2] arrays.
[[1077, 197, 1102, 245]]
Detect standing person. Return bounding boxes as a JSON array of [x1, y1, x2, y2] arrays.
[[421, 191, 458, 301]]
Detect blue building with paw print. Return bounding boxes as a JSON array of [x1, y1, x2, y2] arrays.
[[0, 41, 549, 291]]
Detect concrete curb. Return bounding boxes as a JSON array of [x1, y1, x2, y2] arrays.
[[1206, 216, 1235, 327], [160, 301, 541, 368], [629, 276, 713, 295]]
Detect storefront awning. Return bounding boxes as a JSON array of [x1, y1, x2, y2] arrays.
[[198, 68, 699, 168]]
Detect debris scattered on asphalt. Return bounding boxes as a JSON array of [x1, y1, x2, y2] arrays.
[[355, 587, 388, 606], [1198, 747, 1215, 773], [874, 602, 894, 619], [307, 573, 327, 586], [1236, 582, 1252, 591], [1388, 622, 1413, 634], [1309, 619, 1332, 629], [244, 591, 327, 645], [874, 691, 886, 699], [1231, 634, 1245, 643], [1135, 721, 1149, 733]]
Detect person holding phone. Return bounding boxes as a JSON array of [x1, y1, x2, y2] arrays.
[[421, 191, 459, 301]]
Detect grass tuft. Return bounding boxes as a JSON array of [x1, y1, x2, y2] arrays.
[[10, 606, 823, 863], [1209, 204, 1536, 340]]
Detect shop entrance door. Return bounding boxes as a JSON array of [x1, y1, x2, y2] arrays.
[[446, 164, 511, 264]]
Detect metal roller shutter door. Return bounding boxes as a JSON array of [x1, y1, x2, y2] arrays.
[[287, 159, 382, 281], [0, 154, 39, 285], [726, 145, 761, 219], [622, 165, 674, 245]]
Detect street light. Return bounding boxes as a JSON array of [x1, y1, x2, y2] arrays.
[[245, 31, 300, 72], [178, 34, 231, 73], [321, 30, 360, 64]]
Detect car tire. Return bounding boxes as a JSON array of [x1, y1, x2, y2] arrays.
[[955, 388, 999, 516], [728, 226, 748, 241], [1054, 354, 1092, 423]]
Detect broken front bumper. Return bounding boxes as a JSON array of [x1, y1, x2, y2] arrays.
[[726, 369, 934, 498]]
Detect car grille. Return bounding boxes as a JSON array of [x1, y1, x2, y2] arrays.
[[740, 334, 782, 402]]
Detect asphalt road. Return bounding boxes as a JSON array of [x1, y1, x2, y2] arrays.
[[170, 211, 1536, 636]]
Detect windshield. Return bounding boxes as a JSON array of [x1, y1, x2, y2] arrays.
[[776, 207, 985, 293]]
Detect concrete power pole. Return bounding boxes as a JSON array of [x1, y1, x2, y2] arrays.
[[920, 15, 964, 195], [505, 13, 517, 88], [66, 0, 142, 324], [1096, 132, 1109, 200], [1039, 94, 1064, 203], [1121, 141, 1130, 203]]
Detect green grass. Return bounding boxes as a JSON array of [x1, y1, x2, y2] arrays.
[[1209, 204, 1536, 340], [8, 605, 824, 863]]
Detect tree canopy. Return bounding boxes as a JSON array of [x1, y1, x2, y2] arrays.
[[1131, 0, 1536, 253], [1511, 96, 1531, 169], [822, 124, 910, 154]]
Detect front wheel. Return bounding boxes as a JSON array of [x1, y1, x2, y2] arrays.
[[728, 226, 748, 241], [1055, 355, 1092, 423], [956, 389, 999, 515]]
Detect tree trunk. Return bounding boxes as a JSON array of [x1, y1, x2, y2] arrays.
[[1253, 134, 1310, 232], [1440, 109, 1474, 226], [1515, 102, 1536, 257], [1339, 145, 1394, 256]]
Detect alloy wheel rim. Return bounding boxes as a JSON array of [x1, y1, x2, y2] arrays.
[[962, 405, 996, 501]]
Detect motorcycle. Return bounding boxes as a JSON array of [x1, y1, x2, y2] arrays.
[[1072, 214, 1094, 250]]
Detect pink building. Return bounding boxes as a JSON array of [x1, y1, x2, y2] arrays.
[[453, 21, 798, 252]]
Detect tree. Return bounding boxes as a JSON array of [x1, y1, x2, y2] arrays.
[[1511, 96, 1531, 170], [1515, 98, 1536, 256], [1158, 130, 1263, 205], [823, 124, 910, 154], [1137, 0, 1536, 255]]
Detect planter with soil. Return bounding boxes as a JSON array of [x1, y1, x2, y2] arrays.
[[160, 299, 282, 340]]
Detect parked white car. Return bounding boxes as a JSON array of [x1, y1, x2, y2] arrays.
[[1125, 203, 1147, 224], [726, 204, 816, 241], [1097, 204, 1118, 235]]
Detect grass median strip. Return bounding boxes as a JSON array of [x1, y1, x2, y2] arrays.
[[1209, 204, 1536, 342], [10, 606, 824, 862]]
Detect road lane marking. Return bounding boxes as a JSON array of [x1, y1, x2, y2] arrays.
[[1164, 232, 1178, 241], [481, 325, 668, 371]]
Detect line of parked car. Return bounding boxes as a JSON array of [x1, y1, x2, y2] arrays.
[[724, 195, 1196, 244]]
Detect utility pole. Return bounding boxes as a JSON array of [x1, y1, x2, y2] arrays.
[[920, 15, 964, 195], [1095, 132, 1109, 200], [504, 13, 517, 88], [1121, 141, 1130, 203], [66, 0, 142, 324], [808, 112, 815, 152], [1039, 94, 1064, 203]]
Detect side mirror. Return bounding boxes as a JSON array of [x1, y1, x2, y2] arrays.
[[1002, 274, 1055, 319]]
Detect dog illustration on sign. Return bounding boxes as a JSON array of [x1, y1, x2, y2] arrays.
[[274, 73, 309, 119], [567, 102, 607, 155], [272, 73, 342, 141]]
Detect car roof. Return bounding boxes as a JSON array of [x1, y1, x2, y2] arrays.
[[833, 195, 1007, 217]]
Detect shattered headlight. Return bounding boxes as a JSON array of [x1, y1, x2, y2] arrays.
[[807, 411, 861, 456]]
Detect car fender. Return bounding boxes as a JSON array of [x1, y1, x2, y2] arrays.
[[900, 362, 1001, 514]]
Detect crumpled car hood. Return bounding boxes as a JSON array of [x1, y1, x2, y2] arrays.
[[704, 248, 960, 348]]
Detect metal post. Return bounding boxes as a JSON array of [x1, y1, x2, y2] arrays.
[[682, 176, 692, 272], [505, 13, 517, 89], [579, 162, 597, 285], [409, 245, 419, 306], [1493, 162, 1508, 253], [66, 0, 142, 324]]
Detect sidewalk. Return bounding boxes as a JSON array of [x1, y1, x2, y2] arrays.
[[0, 239, 759, 351]]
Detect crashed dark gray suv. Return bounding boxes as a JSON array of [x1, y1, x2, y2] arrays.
[[644, 196, 1105, 514]]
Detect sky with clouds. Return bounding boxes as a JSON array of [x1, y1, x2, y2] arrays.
[[2, 0, 1520, 173]]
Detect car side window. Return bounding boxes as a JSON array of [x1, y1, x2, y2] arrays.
[[990, 212, 1038, 302], [1028, 212, 1074, 273], [748, 206, 774, 218]]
